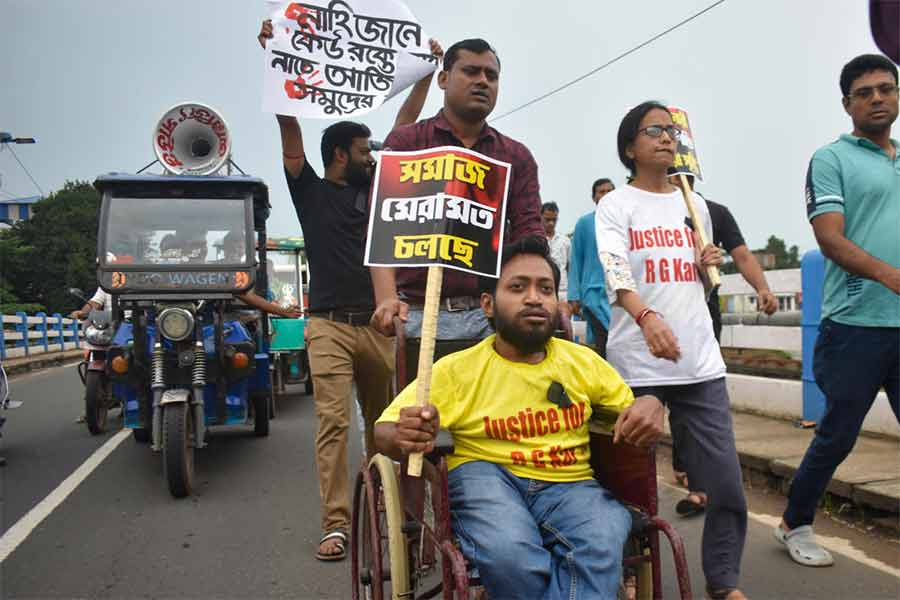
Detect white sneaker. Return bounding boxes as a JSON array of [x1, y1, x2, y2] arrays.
[[773, 523, 834, 567]]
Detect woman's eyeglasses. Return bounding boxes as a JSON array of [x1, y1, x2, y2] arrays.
[[639, 125, 682, 140]]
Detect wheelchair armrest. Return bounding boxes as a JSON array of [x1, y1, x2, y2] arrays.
[[626, 505, 651, 535], [426, 428, 455, 461]]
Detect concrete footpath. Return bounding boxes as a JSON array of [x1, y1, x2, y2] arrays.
[[660, 411, 900, 531]]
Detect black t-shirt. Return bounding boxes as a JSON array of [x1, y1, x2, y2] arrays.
[[285, 161, 375, 312], [706, 198, 745, 253], [704, 197, 746, 321]]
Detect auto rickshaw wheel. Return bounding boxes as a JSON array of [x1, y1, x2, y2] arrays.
[[252, 391, 270, 436], [84, 371, 109, 435], [352, 454, 410, 600], [162, 402, 195, 498], [132, 428, 151, 443]]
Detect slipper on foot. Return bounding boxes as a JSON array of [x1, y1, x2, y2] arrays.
[[773, 524, 834, 567], [316, 530, 348, 562], [675, 493, 706, 517]]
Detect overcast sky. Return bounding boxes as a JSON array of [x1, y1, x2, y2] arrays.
[[0, 0, 889, 253]]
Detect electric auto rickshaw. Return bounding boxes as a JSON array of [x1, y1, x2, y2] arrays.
[[265, 236, 312, 396], [94, 173, 273, 498]]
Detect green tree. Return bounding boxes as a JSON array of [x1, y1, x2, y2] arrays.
[[0, 181, 100, 314], [762, 235, 801, 269], [0, 231, 45, 313]]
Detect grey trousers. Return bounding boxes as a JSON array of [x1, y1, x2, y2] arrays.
[[631, 377, 747, 591]]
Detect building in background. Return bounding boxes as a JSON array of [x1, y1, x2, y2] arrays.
[[752, 251, 777, 269], [0, 195, 40, 224], [719, 268, 801, 313]]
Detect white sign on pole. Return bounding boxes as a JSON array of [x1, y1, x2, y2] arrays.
[[262, 0, 437, 119]]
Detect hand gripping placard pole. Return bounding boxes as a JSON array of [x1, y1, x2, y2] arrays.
[[678, 173, 720, 288]]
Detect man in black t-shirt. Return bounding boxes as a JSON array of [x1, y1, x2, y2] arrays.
[[672, 176, 778, 339], [258, 21, 443, 562], [669, 175, 777, 517], [705, 199, 778, 338]]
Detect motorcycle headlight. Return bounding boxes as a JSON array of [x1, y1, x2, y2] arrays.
[[158, 307, 195, 341], [85, 325, 114, 346]]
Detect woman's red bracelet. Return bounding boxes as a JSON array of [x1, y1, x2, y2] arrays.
[[636, 308, 659, 326]]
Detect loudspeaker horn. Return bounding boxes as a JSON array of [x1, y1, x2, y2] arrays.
[[153, 102, 232, 175]]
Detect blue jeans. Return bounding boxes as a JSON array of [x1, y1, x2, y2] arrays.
[[448, 461, 631, 600], [404, 307, 493, 340], [784, 319, 900, 528]]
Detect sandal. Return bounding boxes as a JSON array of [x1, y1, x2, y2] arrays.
[[705, 587, 747, 600], [315, 529, 348, 562], [675, 492, 706, 517], [674, 471, 689, 488]]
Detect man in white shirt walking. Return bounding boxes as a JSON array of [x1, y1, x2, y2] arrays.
[[541, 202, 571, 321]]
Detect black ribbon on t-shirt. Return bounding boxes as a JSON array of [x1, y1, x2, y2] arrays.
[[547, 382, 572, 409]]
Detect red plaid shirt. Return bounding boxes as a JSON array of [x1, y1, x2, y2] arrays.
[[382, 110, 544, 300]]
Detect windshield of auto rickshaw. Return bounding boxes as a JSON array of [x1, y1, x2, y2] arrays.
[[101, 197, 251, 267]]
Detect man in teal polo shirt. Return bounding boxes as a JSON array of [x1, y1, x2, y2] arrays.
[[774, 53, 899, 567]]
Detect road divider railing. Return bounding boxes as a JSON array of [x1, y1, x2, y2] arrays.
[[1, 312, 83, 360]]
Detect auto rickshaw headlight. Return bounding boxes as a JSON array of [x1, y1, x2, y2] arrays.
[[111, 355, 129, 374], [158, 307, 194, 341], [231, 352, 250, 370]]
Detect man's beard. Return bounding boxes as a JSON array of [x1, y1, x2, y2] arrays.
[[346, 159, 372, 188], [493, 305, 558, 354]]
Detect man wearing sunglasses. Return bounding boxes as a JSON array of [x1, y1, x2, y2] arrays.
[[375, 236, 664, 600], [774, 53, 899, 568]]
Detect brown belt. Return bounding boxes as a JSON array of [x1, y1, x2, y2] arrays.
[[309, 309, 374, 327], [405, 295, 481, 312]]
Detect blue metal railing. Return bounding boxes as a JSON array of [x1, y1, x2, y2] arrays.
[[1, 312, 82, 360]]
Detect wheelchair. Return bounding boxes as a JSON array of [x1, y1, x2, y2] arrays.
[[351, 318, 693, 600]]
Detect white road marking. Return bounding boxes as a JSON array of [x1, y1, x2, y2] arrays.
[[0, 428, 131, 563], [658, 479, 900, 579]]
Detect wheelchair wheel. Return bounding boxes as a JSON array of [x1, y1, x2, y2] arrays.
[[352, 454, 409, 600]]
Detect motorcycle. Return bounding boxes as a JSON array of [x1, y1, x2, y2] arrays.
[[69, 288, 115, 434]]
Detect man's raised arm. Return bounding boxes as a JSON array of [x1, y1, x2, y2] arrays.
[[392, 39, 443, 130], [259, 19, 306, 178]]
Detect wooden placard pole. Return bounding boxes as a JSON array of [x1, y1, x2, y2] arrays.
[[678, 173, 720, 288], [406, 265, 443, 477]]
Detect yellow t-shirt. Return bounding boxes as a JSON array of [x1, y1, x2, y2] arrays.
[[377, 335, 634, 482]]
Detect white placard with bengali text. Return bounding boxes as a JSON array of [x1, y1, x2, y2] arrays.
[[262, 0, 437, 119]]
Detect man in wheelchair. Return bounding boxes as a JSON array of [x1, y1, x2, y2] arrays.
[[375, 236, 665, 600]]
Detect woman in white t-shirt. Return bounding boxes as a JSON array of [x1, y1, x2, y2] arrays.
[[595, 101, 748, 600]]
